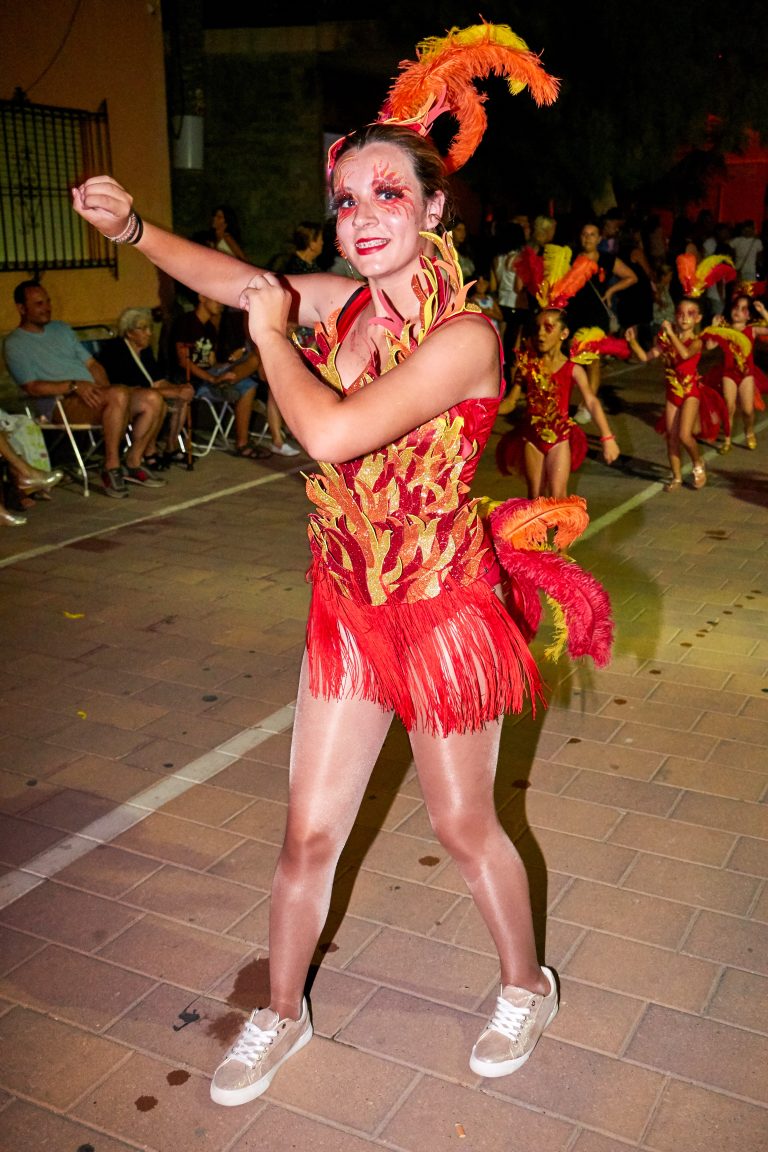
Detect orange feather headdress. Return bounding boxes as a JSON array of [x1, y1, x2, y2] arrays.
[[676, 253, 736, 298], [524, 247, 598, 310], [328, 22, 559, 176]]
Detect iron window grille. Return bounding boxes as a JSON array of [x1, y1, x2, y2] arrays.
[[0, 94, 116, 276]]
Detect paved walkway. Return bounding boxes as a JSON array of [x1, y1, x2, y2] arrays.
[[0, 360, 767, 1151]]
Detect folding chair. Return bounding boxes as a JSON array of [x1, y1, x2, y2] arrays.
[[190, 393, 236, 457]]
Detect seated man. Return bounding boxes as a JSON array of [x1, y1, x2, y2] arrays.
[[172, 294, 266, 458], [98, 307, 194, 469], [5, 281, 167, 498]]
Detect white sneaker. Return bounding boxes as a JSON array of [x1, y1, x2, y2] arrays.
[[272, 441, 300, 456], [572, 405, 591, 424], [470, 967, 558, 1077], [210, 999, 312, 1106]]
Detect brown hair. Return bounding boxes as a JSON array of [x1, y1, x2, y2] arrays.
[[330, 123, 454, 226]]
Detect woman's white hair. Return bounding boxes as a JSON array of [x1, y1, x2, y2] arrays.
[[117, 307, 152, 337]]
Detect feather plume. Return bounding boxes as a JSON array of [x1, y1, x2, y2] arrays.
[[379, 22, 559, 173], [513, 246, 544, 298], [493, 547, 614, 666], [570, 326, 631, 363], [676, 253, 697, 297], [699, 255, 736, 289], [544, 253, 598, 310], [489, 495, 589, 552], [701, 325, 752, 372]]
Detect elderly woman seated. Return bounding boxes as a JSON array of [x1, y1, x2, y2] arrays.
[[97, 307, 193, 468]]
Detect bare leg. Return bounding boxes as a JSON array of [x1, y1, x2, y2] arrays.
[[720, 376, 736, 449], [99, 387, 131, 471], [268, 654, 394, 1019], [124, 390, 165, 468], [410, 719, 547, 994], [523, 441, 544, 499], [665, 401, 683, 486], [738, 375, 756, 442], [542, 440, 572, 499], [678, 396, 702, 469], [267, 389, 285, 448], [234, 387, 256, 449]]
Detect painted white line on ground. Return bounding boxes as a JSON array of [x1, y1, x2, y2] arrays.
[[0, 703, 295, 910]]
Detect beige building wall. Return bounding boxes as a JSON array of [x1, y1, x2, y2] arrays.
[[0, 0, 172, 332]]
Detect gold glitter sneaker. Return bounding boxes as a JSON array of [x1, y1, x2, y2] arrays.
[[210, 999, 312, 1106], [470, 966, 558, 1077]]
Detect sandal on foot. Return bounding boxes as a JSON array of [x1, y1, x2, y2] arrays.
[[717, 439, 731, 455], [692, 463, 707, 489], [746, 434, 757, 450], [233, 443, 262, 459], [663, 477, 682, 492]]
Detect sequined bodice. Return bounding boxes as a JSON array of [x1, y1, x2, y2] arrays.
[[518, 352, 575, 444], [299, 235, 500, 607]]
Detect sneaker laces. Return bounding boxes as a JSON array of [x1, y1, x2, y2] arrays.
[[224, 1016, 278, 1068], [487, 995, 531, 1042]]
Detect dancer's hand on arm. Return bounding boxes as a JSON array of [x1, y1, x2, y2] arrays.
[[242, 278, 500, 462], [72, 177, 350, 323], [662, 319, 702, 360], [624, 325, 653, 361]]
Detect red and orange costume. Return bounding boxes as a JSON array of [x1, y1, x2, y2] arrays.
[[497, 352, 588, 476], [655, 329, 729, 441], [300, 237, 612, 736], [702, 324, 768, 406]]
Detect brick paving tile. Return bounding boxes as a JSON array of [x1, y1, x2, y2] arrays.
[[0, 773, 61, 822], [229, 1106, 381, 1152], [0, 734, 84, 777], [701, 738, 767, 772], [54, 842, 163, 898], [97, 916, 252, 990], [694, 710, 768, 747], [570, 1133, 645, 1152], [562, 769, 681, 817], [159, 783, 256, 828], [267, 1033, 417, 1133], [644, 1079, 768, 1152], [336, 985, 486, 1085], [553, 739, 665, 782], [0, 1099, 137, 1152], [208, 760, 289, 803], [348, 928, 498, 1009], [380, 1074, 575, 1151], [551, 877, 694, 949], [46, 718, 153, 759], [40, 753, 167, 803], [207, 836, 280, 891], [622, 852, 761, 916], [22, 786, 116, 833], [608, 811, 736, 866], [0, 881, 141, 951], [727, 835, 768, 877], [0, 944, 155, 1032], [706, 968, 768, 1034], [302, 965, 376, 1038], [0, 812, 64, 866], [547, 977, 645, 1056], [564, 932, 719, 1013], [627, 1002, 768, 1103], [607, 720, 718, 760], [220, 796, 288, 843], [683, 909, 768, 975], [0, 1006, 128, 1109], [125, 864, 263, 932], [519, 828, 637, 884], [112, 811, 246, 870], [329, 869, 458, 935], [107, 985, 256, 1073], [524, 791, 624, 839], [673, 792, 768, 840], [133, 710, 244, 751], [0, 928, 46, 977], [649, 680, 745, 715], [71, 1049, 256, 1151], [636, 659, 730, 690], [487, 1038, 664, 1141], [654, 756, 765, 801]]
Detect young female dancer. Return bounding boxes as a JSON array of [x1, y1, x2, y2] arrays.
[[498, 310, 620, 497], [73, 25, 603, 1106], [707, 292, 768, 453]]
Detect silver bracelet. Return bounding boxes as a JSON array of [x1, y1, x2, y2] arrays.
[[110, 212, 143, 245]]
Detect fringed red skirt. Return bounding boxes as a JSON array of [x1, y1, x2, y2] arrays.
[[305, 561, 543, 737]]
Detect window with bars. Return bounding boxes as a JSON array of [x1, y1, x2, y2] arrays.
[[0, 95, 116, 275]]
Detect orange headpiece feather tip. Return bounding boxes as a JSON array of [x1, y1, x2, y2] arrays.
[[378, 22, 559, 173]]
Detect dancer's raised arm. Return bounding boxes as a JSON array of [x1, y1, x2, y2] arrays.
[[72, 177, 355, 327]]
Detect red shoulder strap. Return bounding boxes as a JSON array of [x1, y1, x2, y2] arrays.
[[336, 285, 371, 341]]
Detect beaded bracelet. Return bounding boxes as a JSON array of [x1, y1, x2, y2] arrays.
[[600, 435, 615, 442], [110, 211, 143, 245]]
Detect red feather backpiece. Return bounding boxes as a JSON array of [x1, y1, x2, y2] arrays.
[[379, 23, 559, 173], [513, 246, 544, 298], [487, 496, 614, 666]]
